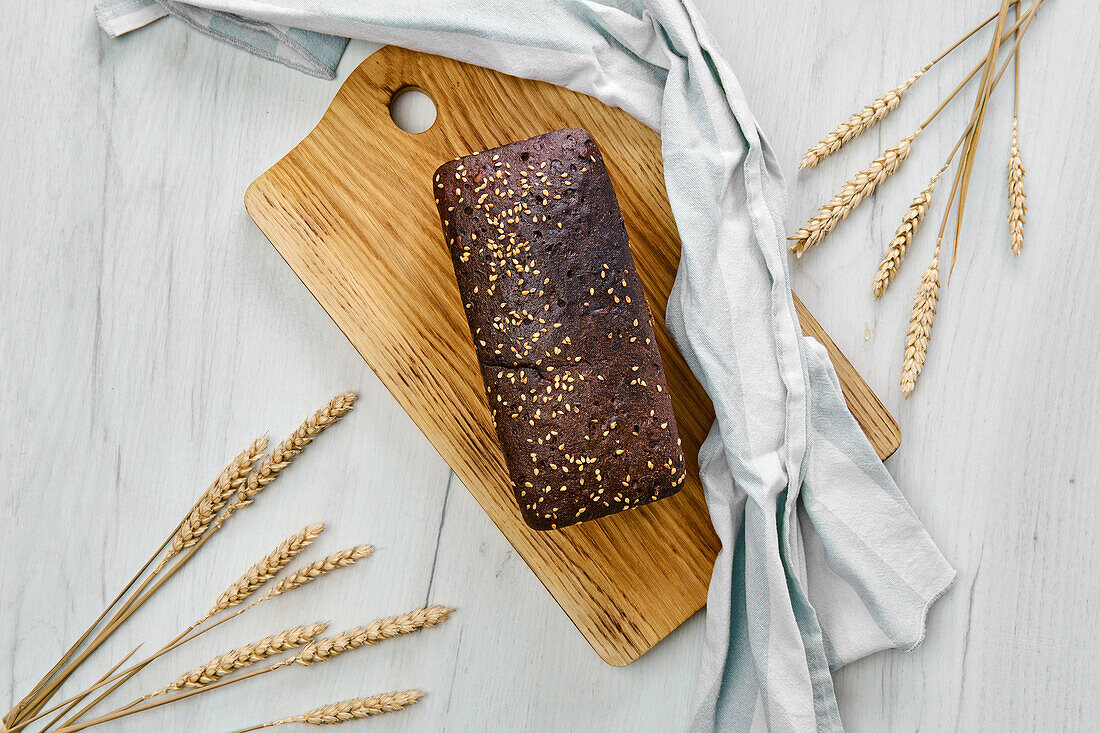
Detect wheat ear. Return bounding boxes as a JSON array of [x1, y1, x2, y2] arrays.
[[872, 164, 949, 298], [1, 439, 274, 731], [1, 441, 289, 731], [3, 396, 355, 731], [1008, 117, 1027, 255], [36, 530, 328, 732], [900, 243, 942, 398], [22, 543, 375, 732], [147, 623, 328, 699], [236, 392, 358, 508], [208, 393, 358, 537], [154, 437, 269, 574], [790, 131, 919, 257], [199, 524, 325, 622], [797, 7, 1014, 170], [66, 527, 325, 722], [800, 69, 927, 170], [260, 545, 374, 602], [250, 691, 425, 729], [47, 608, 449, 733], [295, 606, 455, 666]]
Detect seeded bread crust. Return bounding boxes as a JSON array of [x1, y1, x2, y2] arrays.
[[434, 127, 686, 530]]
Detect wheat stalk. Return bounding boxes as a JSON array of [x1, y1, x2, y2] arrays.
[[790, 131, 919, 257], [1008, 121, 1027, 256], [56, 523, 323, 726], [295, 606, 455, 666], [247, 690, 425, 729], [799, 69, 927, 170], [199, 524, 325, 622], [53, 526, 327, 728], [20, 544, 375, 732], [10, 395, 369, 733], [872, 164, 949, 298], [798, 11, 999, 170], [3, 442, 283, 729], [261, 545, 374, 601], [949, 0, 1015, 276], [1008, 0, 1027, 257], [1, 438, 277, 731], [148, 623, 328, 698], [47, 607, 454, 733], [154, 437, 269, 573], [791, 3, 1043, 264], [207, 393, 358, 537], [237, 392, 358, 508], [900, 243, 942, 398], [796, 8, 1029, 172], [107, 395, 356, 647]]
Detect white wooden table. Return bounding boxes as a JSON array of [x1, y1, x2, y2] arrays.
[[2, 2, 1096, 730]]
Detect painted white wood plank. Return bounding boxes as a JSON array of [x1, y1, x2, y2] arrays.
[[1, 1, 1097, 731]]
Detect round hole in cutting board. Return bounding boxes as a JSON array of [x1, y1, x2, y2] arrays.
[[389, 87, 436, 134]]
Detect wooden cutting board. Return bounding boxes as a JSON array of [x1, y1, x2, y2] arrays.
[[245, 45, 901, 666]]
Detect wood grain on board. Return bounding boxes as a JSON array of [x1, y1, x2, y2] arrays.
[[244, 45, 901, 666]]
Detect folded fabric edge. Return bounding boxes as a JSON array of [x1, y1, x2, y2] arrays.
[[801, 338, 957, 664], [156, 2, 347, 79], [94, 0, 168, 38], [901, 566, 957, 653], [94, 0, 349, 79]]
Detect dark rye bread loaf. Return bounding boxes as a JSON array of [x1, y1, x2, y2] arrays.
[[433, 128, 686, 530]]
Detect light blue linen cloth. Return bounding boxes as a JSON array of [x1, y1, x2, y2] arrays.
[[95, 2, 957, 730], [95, 0, 347, 78]]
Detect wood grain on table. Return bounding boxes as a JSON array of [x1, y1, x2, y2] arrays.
[[0, 1, 1096, 731]]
